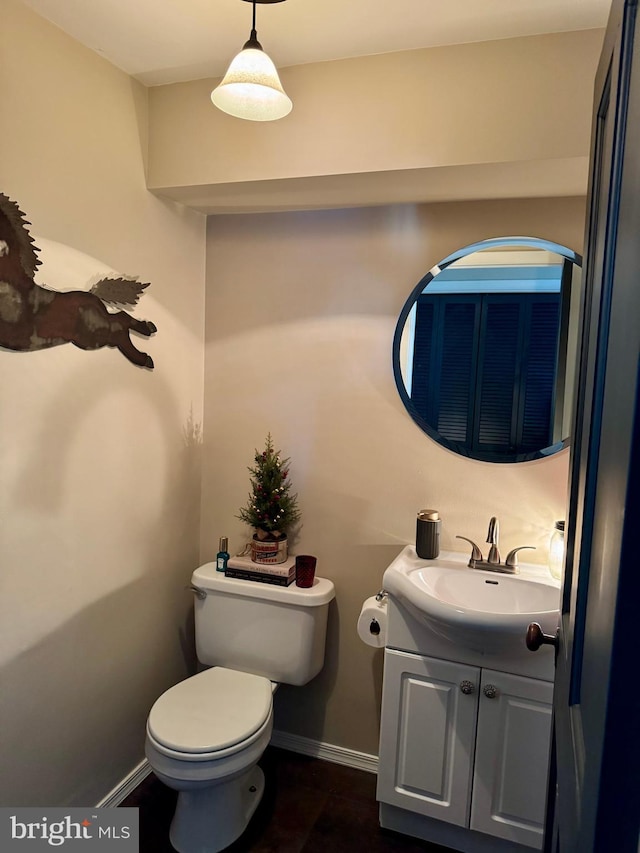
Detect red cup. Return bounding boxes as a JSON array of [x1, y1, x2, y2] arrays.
[[295, 555, 317, 588]]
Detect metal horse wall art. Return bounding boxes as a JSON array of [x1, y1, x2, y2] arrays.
[[0, 193, 157, 368]]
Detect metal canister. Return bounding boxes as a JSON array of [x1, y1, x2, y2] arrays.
[[416, 509, 441, 559]]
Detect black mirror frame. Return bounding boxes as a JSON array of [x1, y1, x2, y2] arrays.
[[392, 236, 583, 463]]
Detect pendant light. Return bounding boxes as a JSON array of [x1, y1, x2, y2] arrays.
[[211, 0, 292, 122]]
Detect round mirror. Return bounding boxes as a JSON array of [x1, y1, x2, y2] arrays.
[[393, 237, 582, 463]]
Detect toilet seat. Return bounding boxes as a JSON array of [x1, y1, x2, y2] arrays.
[[147, 667, 273, 761]]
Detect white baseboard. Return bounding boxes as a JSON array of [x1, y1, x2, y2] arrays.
[[98, 732, 377, 807], [97, 759, 152, 808], [270, 730, 379, 775]]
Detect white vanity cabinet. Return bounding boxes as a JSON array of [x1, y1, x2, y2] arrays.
[[377, 597, 556, 853]]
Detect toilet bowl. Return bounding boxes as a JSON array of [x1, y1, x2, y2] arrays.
[[146, 564, 335, 853], [145, 667, 274, 853]]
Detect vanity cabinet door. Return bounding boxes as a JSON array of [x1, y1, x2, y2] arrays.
[[470, 669, 553, 849], [377, 649, 479, 826]]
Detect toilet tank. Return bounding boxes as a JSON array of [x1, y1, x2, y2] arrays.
[[191, 564, 335, 686]]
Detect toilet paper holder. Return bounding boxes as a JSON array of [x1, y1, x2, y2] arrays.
[[371, 591, 387, 636], [371, 590, 388, 633], [370, 590, 388, 634]]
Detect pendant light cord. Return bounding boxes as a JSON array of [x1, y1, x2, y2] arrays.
[[243, 0, 261, 50]]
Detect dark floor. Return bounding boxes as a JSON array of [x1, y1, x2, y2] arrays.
[[121, 746, 451, 853]]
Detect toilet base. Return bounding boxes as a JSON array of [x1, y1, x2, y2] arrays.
[[169, 764, 265, 853]]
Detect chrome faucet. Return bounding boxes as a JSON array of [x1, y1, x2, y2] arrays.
[[486, 516, 500, 564], [456, 517, 535, 574]]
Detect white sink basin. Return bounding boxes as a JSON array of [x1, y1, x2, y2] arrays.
[[383, 546, 561, 653]]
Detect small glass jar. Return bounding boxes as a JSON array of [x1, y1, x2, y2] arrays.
[[548, 520, 565, 581]]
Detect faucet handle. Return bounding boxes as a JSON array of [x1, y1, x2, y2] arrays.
[[456, 536, 483, 568], [505, 546, 536, 571]]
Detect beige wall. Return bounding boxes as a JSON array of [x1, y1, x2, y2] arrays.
[[203, 196, 585, 755], [148, 29, 602, 212], [0, 0, 205, 806]]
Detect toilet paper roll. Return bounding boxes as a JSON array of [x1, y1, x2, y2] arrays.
[[357, 596, 388, 648]]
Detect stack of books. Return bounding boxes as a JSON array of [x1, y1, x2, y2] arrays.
[[225, 554, 296, 586]]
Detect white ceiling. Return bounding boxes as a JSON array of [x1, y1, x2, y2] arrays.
[[21, 0, 611, 87]]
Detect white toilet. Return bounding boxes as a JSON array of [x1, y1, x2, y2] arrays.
[[145, 562, 335, 853]]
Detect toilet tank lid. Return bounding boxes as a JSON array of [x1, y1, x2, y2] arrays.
[[192, 564, 335, 606]]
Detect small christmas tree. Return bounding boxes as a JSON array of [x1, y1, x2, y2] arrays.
[[238, 434, 301, 539]]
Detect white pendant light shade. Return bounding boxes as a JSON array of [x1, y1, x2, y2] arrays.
[[211, 45, 292, 121]]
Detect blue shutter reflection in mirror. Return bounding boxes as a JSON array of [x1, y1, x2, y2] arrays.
[[392, 236, 581, 463], [476, 297, 521, 452], [409, 299, 435, 425], [438, 298, 478, 443], [520, 295, 562, 451]]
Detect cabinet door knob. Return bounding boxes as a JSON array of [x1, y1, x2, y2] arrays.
[[483, 684, 499, 699], [460, 680, 475, 695]]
